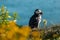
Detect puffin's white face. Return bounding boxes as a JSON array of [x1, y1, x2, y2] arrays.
[[36, 10, 42, 14]]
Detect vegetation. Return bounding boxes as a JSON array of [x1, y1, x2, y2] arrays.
[[0, 5, 60, 40]]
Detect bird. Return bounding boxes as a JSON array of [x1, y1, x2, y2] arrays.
[[29, 9, 43, 29]]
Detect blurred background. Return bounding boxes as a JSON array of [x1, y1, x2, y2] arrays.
[[0, 0, 60, 27]]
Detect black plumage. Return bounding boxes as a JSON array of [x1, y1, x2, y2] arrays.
[[29, 9, 43, 28], [29, 14, 38, 28]]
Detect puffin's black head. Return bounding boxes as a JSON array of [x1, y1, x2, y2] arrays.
[[34, 9, 43, 15]]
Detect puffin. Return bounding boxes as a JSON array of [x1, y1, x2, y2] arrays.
[[29, 9, 43, 29]]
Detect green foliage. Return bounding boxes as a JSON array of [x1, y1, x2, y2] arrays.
[[13, 12, 17, 20], [0, 5, 20, 25]]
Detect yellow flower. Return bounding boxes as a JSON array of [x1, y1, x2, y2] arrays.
[[0, 29, 5, 33], [31, 30, 40, 37], [1, 24, 6, 29], [6, 30, 14, 39], [18, 26, 31, 37], [9, 21, 16, 26], [32, 37, 42, 40], [0, 33, 6, 38], [19, 36, 27, 40], [12, 26, 19, 32]]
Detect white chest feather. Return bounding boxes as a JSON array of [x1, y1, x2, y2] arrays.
[[39, 15, 41, 23], [36, 15, 42, 23]]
